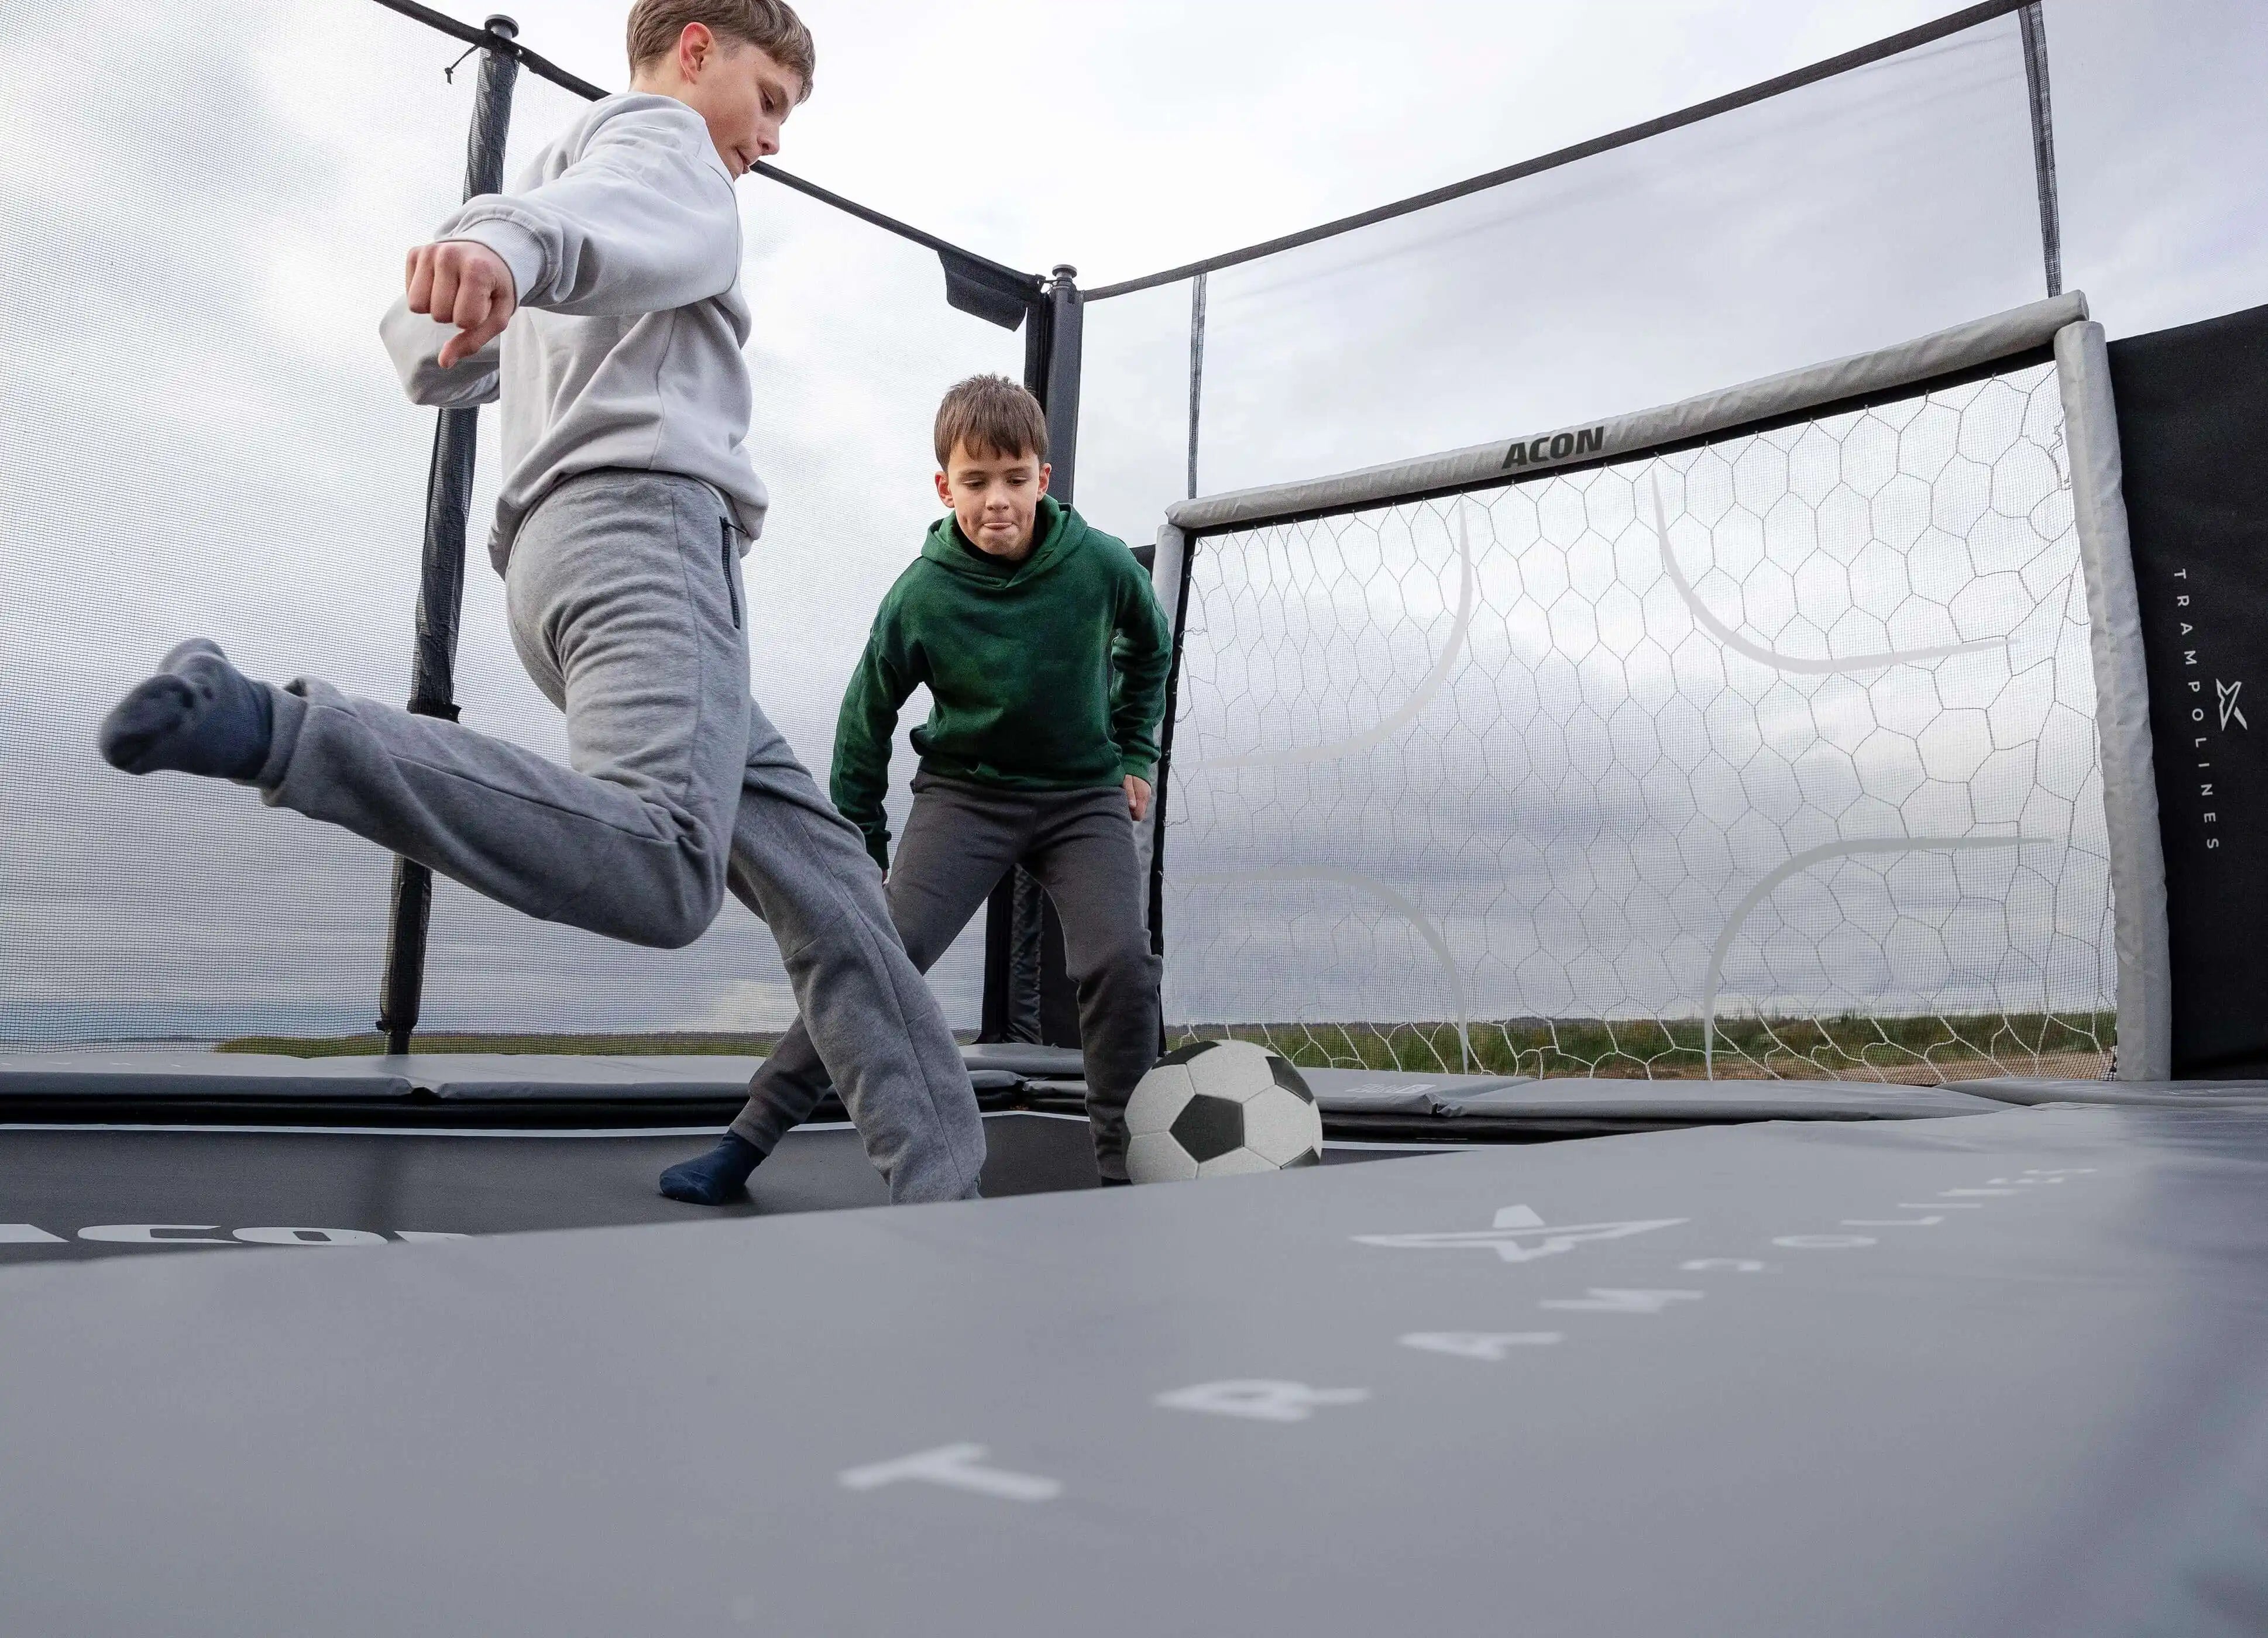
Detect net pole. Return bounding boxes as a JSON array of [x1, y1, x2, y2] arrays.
[[1144, 525, 1198, 1054], [1140, 276, 1208, 1055], [981, 271, 1077, 1043], [1038, 266, 1085, 503], [1027, 267, 1088, 1045], [376, 16, 520, 1058], [2018, 2, 2064, 298], [1185, 273, 1208, 501]]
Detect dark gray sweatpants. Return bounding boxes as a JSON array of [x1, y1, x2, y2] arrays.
[[731, 773, 1161, 1180], [253, 470, 987, 1204]]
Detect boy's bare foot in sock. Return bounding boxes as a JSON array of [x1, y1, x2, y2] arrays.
[[659, 1132, 767, 1205], [99, 640, 274, 780]]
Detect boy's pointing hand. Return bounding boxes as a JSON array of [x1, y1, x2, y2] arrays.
[[406, 240, 518, 367]]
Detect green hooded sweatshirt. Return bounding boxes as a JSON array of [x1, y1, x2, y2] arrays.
[[831, 495, 1173, 869]]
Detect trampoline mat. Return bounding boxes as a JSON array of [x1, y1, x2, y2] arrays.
[[0, 1114, 1424, 1263], [0, 1103, 2262, 1635]]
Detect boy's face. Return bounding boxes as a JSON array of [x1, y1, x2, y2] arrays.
[[936, 441, 1051, 562], [633, 24, 802, 177]]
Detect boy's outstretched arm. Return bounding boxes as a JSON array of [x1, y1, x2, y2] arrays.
[[438, 102, 742, 323], [382, 101, 737, 407], [830, 605, 920, 872], [1110, 560, 1175, 818]]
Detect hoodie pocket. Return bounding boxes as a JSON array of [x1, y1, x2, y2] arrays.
[[719, 519, 743, 630]]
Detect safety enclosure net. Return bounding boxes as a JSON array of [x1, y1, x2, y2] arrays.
[[1075, 3, 2061, 576], [2, 1, 2102, 1071], [0, 0, 1016, 1048], [1064, 0, 2104, 1082]]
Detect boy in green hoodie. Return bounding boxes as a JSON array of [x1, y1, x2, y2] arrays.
[[661, 374, 1171, 1200]]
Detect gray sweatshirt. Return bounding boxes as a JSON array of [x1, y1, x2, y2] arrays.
[[379, 92, 767, 570]]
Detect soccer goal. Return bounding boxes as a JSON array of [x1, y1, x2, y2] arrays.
[[1145, 294, 2170, 1084]]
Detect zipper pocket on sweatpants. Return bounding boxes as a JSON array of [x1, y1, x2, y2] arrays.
[[720, 520, 742, 629]]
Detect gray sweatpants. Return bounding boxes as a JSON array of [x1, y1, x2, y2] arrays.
[[730, 773, 1162, 1181], [254, 469, 986, 1204]]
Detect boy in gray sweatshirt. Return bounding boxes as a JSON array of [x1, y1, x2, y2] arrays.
[[95, 0, 987, 1205]]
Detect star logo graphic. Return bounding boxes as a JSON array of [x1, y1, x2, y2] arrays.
[[1352, 1204, 1687, 1264]]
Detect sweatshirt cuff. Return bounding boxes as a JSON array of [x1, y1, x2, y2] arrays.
[[445, 218, 546, 307], [1121, 758, 1157, 783]]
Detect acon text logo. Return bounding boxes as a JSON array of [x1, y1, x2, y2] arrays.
[[1501, 426, 1607, 470]]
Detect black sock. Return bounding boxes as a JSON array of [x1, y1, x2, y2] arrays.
[[98, 640, 274, 780], [658, 1133, 767, 1205]]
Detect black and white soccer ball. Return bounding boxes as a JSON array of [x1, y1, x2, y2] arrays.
[[1125, 1039, 1323, 1182]]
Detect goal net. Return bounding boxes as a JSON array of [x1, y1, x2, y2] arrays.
[[1154, 301, 2125, 1083]]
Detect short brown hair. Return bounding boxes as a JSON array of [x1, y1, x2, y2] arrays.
[[934, 375, 1048, 469], [626, 0, 816, 98]]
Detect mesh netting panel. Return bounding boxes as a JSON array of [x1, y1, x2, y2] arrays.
[[1075, 14, 2047, 555], [2, 1, 484, 1046], [1, 4, 1016, 1047], [1197, 17, 2044, 497], [1162, 362, 2115, 1082], [1078, 276, 1197, 543]]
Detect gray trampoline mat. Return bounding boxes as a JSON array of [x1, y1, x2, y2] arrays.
[[1, 1103, 2262, 1636]]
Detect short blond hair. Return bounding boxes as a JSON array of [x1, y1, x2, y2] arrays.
[[626, 0, 816, 98], [934, 375, 1048, 469]]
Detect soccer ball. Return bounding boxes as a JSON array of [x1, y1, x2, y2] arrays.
[[1125, 1039, 1323, 1183]]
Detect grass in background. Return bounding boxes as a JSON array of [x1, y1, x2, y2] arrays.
[[1169, 1011, 2116, 1083], [221, 1013, 2114, 1083], [219, 1031, 795, 1058]]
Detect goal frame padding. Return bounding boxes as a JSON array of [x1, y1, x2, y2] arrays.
[[2056, 321, 2173, 1078], [1169, 294, 2087, 535]]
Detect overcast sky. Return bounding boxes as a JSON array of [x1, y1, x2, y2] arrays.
[[406, 0, 2265, 326], [1, 0, 2259, 1048]]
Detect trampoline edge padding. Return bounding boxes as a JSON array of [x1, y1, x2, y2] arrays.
[[0, 1051, 1012, 1099], [0, 1049, 2177, 1135], [1960, 1076, 2268, 1110]]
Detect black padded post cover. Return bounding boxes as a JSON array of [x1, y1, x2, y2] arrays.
[[2111, 302, 2268, 1076]]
